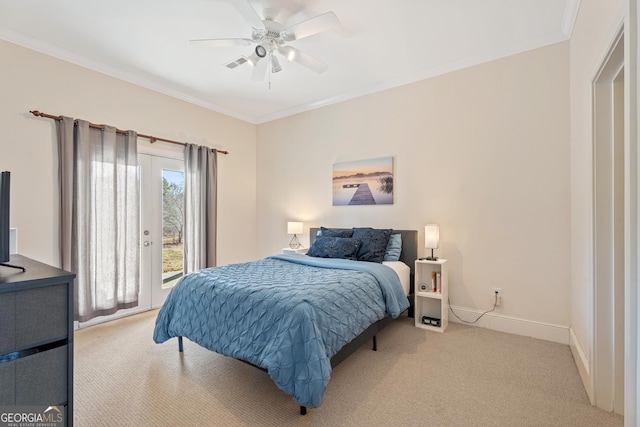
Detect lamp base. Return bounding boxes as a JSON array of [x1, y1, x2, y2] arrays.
[[424, 248, 438, 261], [289, 235, 302, 249]]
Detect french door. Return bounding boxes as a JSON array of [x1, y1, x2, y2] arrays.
[[138, 153, 185, 311], [77, 152, 184, 328]]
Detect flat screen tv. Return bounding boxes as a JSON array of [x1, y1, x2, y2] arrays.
[[0, 171, 24, 271], [0, 171, 10, 263]]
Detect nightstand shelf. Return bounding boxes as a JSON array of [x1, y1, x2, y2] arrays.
[[415, 290, 443, 299], [414, 259, 448, 332]]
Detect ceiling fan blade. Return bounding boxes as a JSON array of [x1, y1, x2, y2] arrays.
[[190, 38, 253, 48], [229, 0, 264, 29], [251, 56, 268, 81], [278, 46, 328, 73], [281, 11, 339, 42]]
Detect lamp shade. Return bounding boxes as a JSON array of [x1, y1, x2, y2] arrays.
[[425, 224, 440, 249], [271, 55, 282, 73], [287, 221, 303, 235]]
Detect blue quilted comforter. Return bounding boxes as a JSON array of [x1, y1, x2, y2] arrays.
[[153, 254, 409, 408]]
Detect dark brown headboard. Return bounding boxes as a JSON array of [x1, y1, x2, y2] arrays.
[[309, 228, 417, 294]]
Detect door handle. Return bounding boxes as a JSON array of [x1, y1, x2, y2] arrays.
[[144, 241, 152, 247]]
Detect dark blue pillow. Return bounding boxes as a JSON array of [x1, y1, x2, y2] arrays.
[[352, 228, 393, 263], [307, 236, 361, 260], [320, 227, 354, 238]]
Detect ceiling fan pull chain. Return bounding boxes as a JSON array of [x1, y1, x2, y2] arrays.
[[268, 52, 272, 90]]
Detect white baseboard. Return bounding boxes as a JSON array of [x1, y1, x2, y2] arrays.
[[74, 306, 151, 330], [569, 327, 593, 403], [448, 305, 570, 344]]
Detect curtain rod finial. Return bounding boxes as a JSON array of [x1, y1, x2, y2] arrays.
[[30, 110, 41, 117]]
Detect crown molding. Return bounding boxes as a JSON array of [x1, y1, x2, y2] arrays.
[[0, 27, 257, 124], [561, 0, 581, 38], [254, 32, 570, 124]]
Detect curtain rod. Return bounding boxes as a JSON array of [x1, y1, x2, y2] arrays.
[[29, 110, 229, 155]]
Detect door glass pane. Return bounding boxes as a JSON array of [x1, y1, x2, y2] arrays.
[[162, 170, 184, 289]]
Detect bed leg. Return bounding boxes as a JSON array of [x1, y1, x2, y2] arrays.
[[372, 335, 377, 351], [178, 336, 183, 352], [300, 406, 307, 415]]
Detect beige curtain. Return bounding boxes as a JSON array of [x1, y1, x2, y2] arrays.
[[57, 117, 140, 322], [183, 143, 217, 273]]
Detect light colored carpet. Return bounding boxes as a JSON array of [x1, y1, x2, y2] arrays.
[[74, 310, 624, 426]]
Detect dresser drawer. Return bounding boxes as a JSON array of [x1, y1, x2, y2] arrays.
[[16, 344, 68, 405], [0, 359, 14, 403], [0, 284, 69, 354], [0, 344, 68, 405], [0, 294, 16, 354]]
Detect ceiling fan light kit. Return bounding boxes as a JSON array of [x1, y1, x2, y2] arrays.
[[255, 44, 267, 58], [270, 55, 282, 73], [190, 0, 339, 80]]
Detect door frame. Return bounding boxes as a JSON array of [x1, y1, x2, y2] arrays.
[[592, 28, 625, 414]]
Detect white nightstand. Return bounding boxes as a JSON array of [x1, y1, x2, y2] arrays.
[[282, 247, 307, 255], [414, 259, 448, 332]]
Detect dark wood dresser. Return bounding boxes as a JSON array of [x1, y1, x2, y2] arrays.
[[0, 255, 75, 426]]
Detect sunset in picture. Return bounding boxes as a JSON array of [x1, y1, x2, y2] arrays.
[[332, 156, 394, 205]]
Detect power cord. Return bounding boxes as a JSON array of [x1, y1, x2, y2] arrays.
[[448, 292, 498, 324]]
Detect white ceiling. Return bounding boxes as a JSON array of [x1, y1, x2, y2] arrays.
[[0, 0, 579, 124]]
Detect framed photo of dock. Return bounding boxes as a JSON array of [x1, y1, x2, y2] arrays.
[[332, 156, 394, 206]]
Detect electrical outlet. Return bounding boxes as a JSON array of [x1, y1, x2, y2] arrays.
[[492, 288, 502, 306]]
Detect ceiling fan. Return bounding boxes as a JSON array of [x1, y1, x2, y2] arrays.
[[190, 0, 339, 80]]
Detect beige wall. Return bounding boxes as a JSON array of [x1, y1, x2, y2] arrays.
[[0, 39, 257, 267], [568, 0, 627, 402], [0, 24, 578, 345], [257, 42, 571, 333]]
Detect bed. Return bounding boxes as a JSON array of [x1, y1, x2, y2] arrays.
[[153, 227, 417, 414]]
